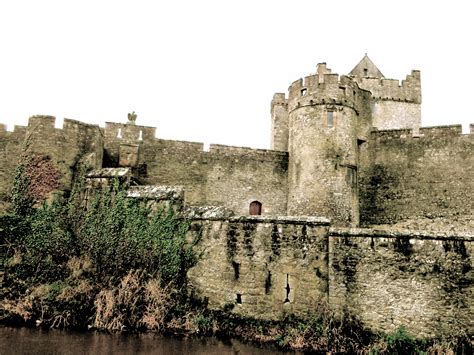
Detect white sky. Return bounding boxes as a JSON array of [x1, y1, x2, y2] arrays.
[[0, 0, 472, 149]]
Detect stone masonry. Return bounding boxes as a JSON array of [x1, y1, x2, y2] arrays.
[[0, 55, 472, 337]]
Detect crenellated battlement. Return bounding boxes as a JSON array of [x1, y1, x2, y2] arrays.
[[104, 121, 156, 143], [287, 72, 371, 114], [0, 123, 28, 134], [354, 70, 421, 104], [1, 115, 102, 138], [28, 115, 56, 128], [271, 93, 287, 106], [1, 55, 472, 245], [372, 124, 474, 141]]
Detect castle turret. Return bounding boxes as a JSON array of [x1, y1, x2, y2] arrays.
[[285, 63, 372, 226], [349, 54, 421, 130], [270, 93, 289, 151]]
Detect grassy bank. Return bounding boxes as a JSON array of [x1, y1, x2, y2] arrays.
[[0, 162, 471, 353]]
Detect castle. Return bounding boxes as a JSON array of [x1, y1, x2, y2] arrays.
[[1, 55, 472, 230], [0, 55, 473, 337]]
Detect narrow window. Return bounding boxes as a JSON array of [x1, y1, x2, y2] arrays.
[[236, 294, 242, 304], [363, 68, 368, 77], [232, 261, 240, 280], [249, 201, 262, 215], [138, 130, 143, 141], [117, 128, 122, 138], [265, 271, 272, 294], [284, 274, 291, 303], [300, 88, 307, 96], [346, 166, 357, 189], [327, 111, 334, 128]]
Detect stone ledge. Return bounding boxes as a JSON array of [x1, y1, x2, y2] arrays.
[[127, 185, 184, 200], [189, 214, 331, 226], [330, 227, 474, 241]]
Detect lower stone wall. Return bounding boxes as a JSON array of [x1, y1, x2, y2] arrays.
[[187, 217, 473, 338], [329, 228, 473, 338], [186, 216, 330, 319]]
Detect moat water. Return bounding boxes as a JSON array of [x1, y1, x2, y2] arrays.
[[0, 326, 292, 354]]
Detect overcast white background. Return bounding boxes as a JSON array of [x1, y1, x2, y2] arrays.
[[0, 0, 472, 149]]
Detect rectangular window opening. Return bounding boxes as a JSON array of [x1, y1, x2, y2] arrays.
[[346, 166, 357, 189], [327, 111, 334, 128]]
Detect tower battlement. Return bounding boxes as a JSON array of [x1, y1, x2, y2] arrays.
[[354, 70, 421, 104], [287, 73, 371, 114]]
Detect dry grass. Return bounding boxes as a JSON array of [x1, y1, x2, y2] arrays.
[[66, 256, 94, 279], [6, 250, 22, 267], [0, 298, 33, 322], [140, 279, 174, 330], [57, 280, 93, 302], [30, 284, 51, 299], [93, 289, 118, 330], [92, 270, 177, 331]]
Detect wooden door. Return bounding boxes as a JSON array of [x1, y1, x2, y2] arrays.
[[249, 201, 262, 215]]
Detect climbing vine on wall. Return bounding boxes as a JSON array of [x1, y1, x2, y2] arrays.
[[25, 155, 61, 203]]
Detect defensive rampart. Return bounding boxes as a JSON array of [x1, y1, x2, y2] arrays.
[[359, 125, 474, 232], [187, 217, 473, 338], [0, 116, 103, 210]]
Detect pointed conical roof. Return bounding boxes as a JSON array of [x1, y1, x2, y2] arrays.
[[349, 54, 384, 78]]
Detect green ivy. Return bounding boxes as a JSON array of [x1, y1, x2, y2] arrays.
[[9, 162, 33, 217]]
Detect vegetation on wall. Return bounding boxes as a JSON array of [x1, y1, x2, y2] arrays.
[[1, 163, 195, 332]]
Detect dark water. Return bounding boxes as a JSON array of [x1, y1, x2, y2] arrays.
[[0, 326, 292, 355]]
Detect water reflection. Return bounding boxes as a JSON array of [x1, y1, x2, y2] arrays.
[[0, 326, 292, 354]]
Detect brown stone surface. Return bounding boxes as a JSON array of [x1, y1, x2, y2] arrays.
[[359, 125, 474, 230], [187, 219, 473, 337], [187, 217, 330, 320], [329, 228, 473, 337]]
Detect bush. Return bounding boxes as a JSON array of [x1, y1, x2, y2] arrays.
[[385, 326, 421, 354], [1, 165, 193, 330], [77, 182, 193, 285]]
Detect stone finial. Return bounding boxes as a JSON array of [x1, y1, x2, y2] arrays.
[[127, 111, 137, 124]]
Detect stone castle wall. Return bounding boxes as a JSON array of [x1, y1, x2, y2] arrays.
[[359, 125, 474, 231], [103, 121, 289, 215], [2, 115, 473, 226], [0, 124, 28, 210], [187, 216, 330, 320], [0, 117, 288, 215], [353, 70, 422, 130], [187, 217, 473, 337], [0, 116, 103, 211], [329, 228, 472, 338]]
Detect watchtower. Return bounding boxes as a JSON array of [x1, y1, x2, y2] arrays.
[[271, 56, 422, 226], [282, 63, 372, 226], [349, 54, 421, 130]]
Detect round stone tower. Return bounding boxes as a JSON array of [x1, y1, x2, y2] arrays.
[[286, 63, 371, 226]]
